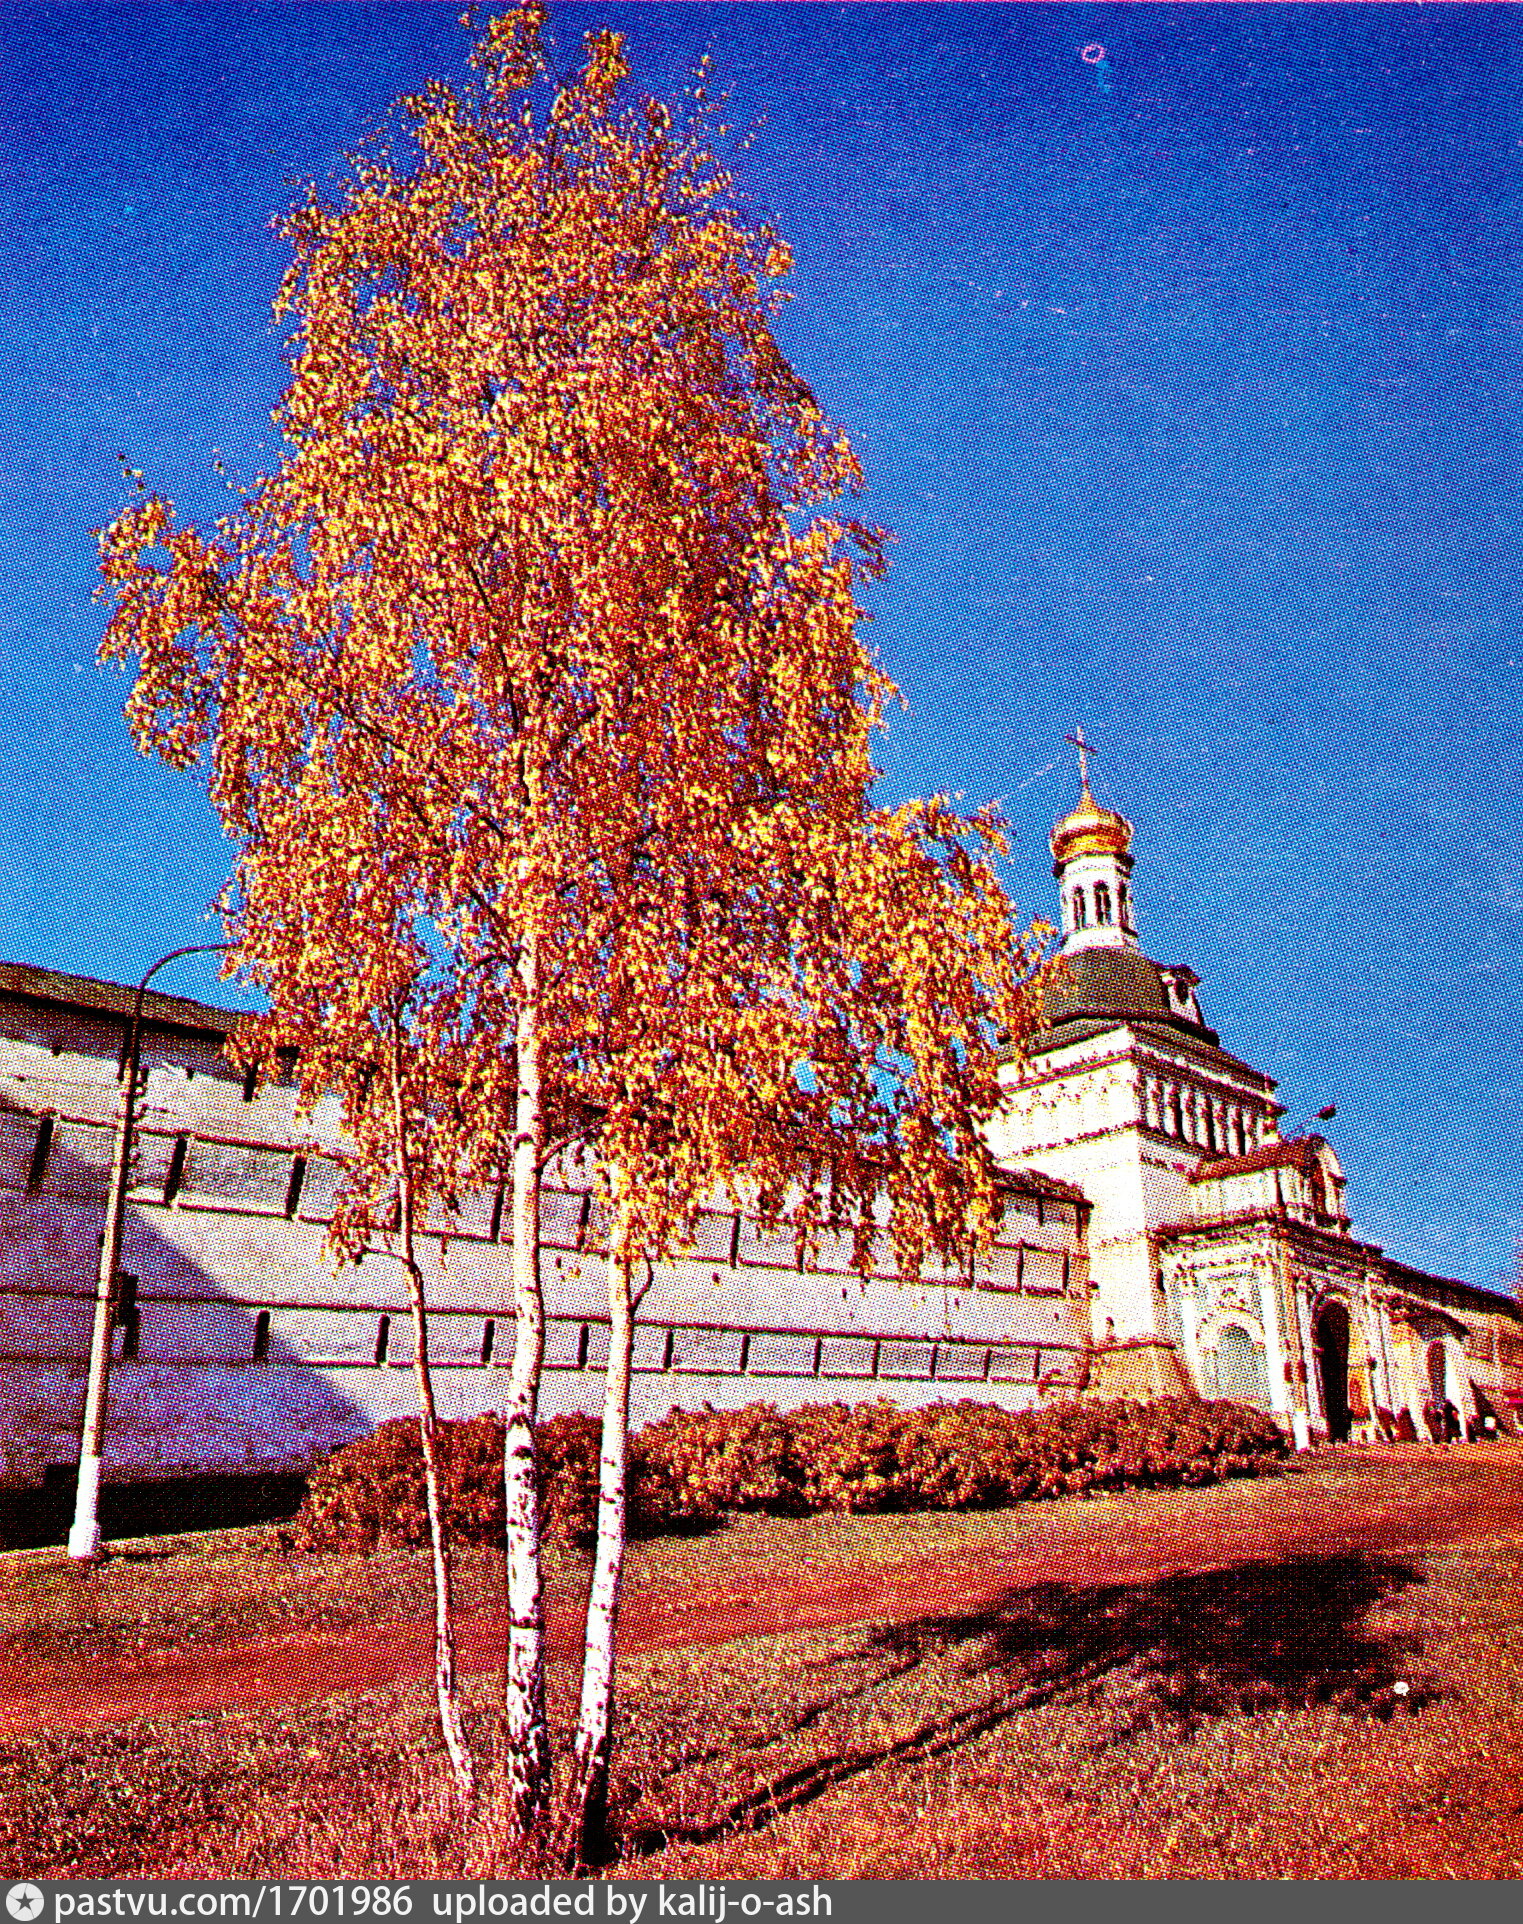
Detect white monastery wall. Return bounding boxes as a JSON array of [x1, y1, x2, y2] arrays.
[[0, 976, 1091, 1488]]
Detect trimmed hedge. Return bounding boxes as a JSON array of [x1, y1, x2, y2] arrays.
[[288, 1394, 1290, 1555]]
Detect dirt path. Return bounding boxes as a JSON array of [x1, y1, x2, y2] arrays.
[[3, 1446, 1518, 1741]]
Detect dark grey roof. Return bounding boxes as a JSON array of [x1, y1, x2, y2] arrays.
[[1191, 1136, 1328, 1183], [1043, 947, 1173, 1024], [1384, 1260, 1523, 1322], [1030, 946, 1220, 1047], [0, 960, 244, 1038], [999, 1166, 1088, 1209]]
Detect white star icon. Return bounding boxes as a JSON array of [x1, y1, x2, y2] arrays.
[[7, 1886, 44, 1922]]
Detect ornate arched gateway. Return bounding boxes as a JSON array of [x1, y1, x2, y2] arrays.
[[1313, 1299, 1352, 1442]]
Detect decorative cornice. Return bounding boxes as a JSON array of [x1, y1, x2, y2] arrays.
[[1008, 1035, 1276, 1099], [1157, 1208, 1386, 1267]]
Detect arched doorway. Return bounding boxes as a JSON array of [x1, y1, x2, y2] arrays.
[[1426, 1341, 1455, 1439], [1314, 1300, 1352, 1441]]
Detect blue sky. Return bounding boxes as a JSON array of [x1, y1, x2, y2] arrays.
[[0, 3, 1519, 1290]]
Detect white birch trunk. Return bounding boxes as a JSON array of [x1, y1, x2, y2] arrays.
[[502, 924, 551, 1834], [393, 1051, 477, 1804], [566, 1189, 636, 1867]]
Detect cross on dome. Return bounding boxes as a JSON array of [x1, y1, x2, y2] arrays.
[[1065, 725, 1097, 796]]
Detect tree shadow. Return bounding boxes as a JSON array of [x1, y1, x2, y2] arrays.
[[884, 1548, 1432, 1728], [0, 1121, 372, 1547], [625, 1549, 1433, 1852], [7, 1469, 310, 1552]]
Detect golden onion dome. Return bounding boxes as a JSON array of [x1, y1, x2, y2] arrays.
[[1050, 777, 1134, 867]]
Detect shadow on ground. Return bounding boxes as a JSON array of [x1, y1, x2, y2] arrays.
[[627, 1549, 1431, 1853], [2, 1471, 309, 1552]]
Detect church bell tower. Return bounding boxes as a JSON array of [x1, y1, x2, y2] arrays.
[[989, 730, 1280, 1367]]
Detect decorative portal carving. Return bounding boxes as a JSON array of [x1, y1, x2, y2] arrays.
[[1210, 1272, 1257, 1317]]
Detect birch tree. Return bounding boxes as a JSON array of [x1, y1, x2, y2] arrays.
[[96, 4, 1048, 1848], [553, 780, 1043, 1863]]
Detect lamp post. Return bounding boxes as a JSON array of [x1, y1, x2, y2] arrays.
[[68, 942, 232, 1562]]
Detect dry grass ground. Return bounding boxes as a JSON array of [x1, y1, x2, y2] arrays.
[[1, 1444, 1519, 1879]]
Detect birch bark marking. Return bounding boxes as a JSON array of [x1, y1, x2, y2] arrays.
[[392, 1041, 477, 1803], [503, 922, 551, 1829], [566, 1183, 637, 1866]]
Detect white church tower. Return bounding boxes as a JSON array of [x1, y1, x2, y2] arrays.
[[988, 735, 1282, 1384]]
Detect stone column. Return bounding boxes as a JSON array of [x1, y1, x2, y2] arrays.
[[1258, 1270, 1292, 1421]]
